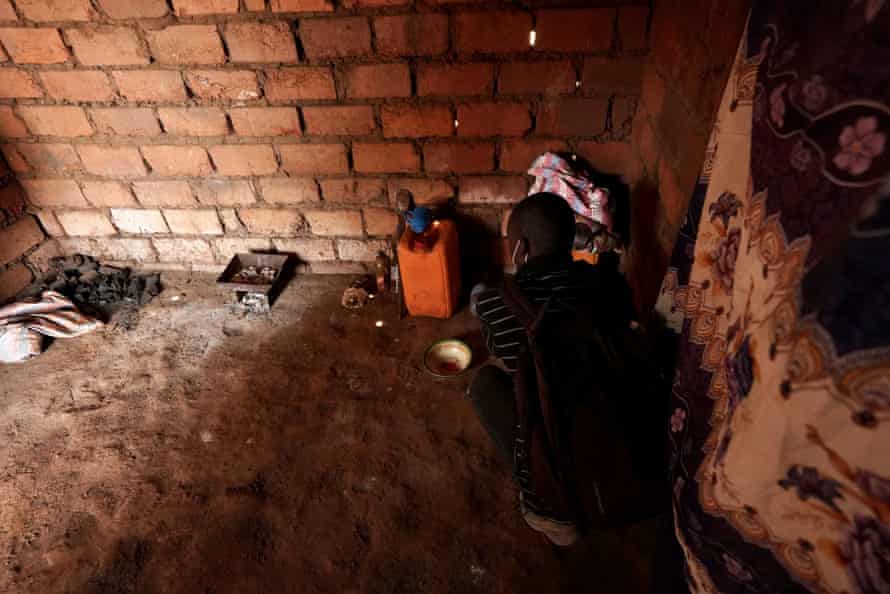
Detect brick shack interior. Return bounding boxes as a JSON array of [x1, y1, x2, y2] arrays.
[[0, 0, 749, 592]]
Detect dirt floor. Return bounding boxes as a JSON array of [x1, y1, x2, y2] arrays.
[[0, 272, 656, 594]]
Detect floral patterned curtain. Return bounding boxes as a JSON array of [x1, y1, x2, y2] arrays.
[[656, 1, 890, 592]]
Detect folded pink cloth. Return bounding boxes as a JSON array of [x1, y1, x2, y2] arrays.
[[528, 152, 612, 231]]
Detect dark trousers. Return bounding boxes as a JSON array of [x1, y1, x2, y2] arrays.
[[467, 364, 515, 463]]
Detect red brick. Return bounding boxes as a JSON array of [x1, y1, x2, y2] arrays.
[[0, 105, 26, 137], [612, 96, 636, 128], [459, 176, 527, 204], [272, 238, 335, 261], [225, 22, 298, 63], [500, 139, 568, 172], [302, 105, 374, 136], [499, 60, 576, 96], [1, 144, 29, 173], [382, 104, 452, 138], [229, 107, 301, 137], [264, 67, 336, 102], [0, 262, 33, 302], [18, 105, 93, 137], [354, 142, 419, 173], [244, 0, 265, 10], [0, 1, 17, 20], [343, 0, 407, 5], [271, 0, 333, 11], [132, 180, 196, 206], [0, 68, 42, 98], [163, 209, 223, 235], [374, 14, 448, 57], [279, 143, 347, 175], [0, 178, 25, 213], [158, 107, 228, 136], [582, 57, 643, 95], [34, 210, 65, 237], [91, 108, 161, 136], [535, 9, 613, 53], [536, 98, 608, 136], [633, 113, 659, 175], [577, 141, 640, 182], [659, 160, 688, 229], [21, 179, 86, 207], [619, 6, 649, 51], [237, 208, 303, 235], [337, 239, 389, 261], [459, 206, 501, 237], [363, 207, 397, 236], [259, 177, 319, 204], [0, 216, 43, 265], [81, 181, 138, 207], [209, 145, 278, 175], [455, 11, 531, 54], [16, 0, 94, 21], [66, 27, 148, 66], [304, 209, 362, 237], [113, 71, 187, 102], [57, 210, 116, 236], [212, 237, 271, 261], [78, 145, 146, 176], [193, 179, 256, 206], [14, 143, 81, 173], [110, 208, 169, 234], [457, 102, 530, 137], [147, 25, 225, 65], [26, 239, 64, 271], [639, 67, 665, 117], [217, 208, 243, 233], [319, 178, 385, 204], [185, 70, 261, 102], [172, 0, 238, 15], [40, 71, 114, 102], [0, 28, 68, 64], [300, 17, 371, 59], [60, 237, 156, 262], [417, 63, 493, 97], [345, 63, 410, 98], [386, 177, 454, 206], [152, 238, 214, 263], [98, 0, 168, 19], [423, 141, 494, 173], [308, 261, 367, 274], [142, 145, 212, 176]]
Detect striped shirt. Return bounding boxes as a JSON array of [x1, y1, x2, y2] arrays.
[[476, 255, 624, 373]]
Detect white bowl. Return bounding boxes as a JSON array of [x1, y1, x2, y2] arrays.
[[423, 339, 472, 377]]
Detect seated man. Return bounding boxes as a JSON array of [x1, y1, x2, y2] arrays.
[[468, 192, 638, 546]]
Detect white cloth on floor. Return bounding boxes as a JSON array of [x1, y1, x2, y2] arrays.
[[0, 291, 102, 363]]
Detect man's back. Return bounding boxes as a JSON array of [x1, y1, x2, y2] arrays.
[[476, 255, 634, 372]]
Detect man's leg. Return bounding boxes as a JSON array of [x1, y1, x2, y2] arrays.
[[467, 364, 515, 463], [469, 364, 580, 546]]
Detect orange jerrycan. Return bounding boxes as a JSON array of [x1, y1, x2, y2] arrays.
[[398, 220, 461, 319]]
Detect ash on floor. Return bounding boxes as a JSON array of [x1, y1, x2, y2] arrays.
[[0, 273, 656, 594]]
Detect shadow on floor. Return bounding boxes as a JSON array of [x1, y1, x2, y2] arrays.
[[1, 276, 659, 594]]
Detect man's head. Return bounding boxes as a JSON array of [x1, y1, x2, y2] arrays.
[[507, 193, 576, 265]]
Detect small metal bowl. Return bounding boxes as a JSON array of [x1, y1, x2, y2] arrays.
[[423, 339, 472, 377]]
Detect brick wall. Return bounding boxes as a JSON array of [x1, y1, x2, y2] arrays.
[[0, 158, 58, 302], [625, 0, 748, 314], [0, 0, 648, 276]]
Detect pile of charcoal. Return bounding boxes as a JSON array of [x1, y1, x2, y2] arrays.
[[22, 254, 161, 312]]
